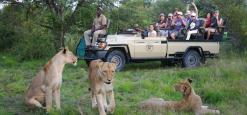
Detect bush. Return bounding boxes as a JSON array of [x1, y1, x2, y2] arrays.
[[11, 21, 55, 60]]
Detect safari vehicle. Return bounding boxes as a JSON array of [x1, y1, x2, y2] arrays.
[[76, 23, 223, 71]]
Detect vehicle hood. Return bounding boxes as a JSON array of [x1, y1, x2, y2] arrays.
[[106, 34, 139, 44]]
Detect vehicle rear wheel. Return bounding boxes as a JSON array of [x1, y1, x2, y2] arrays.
[[182, 50, 201, 68], [106, 50, 126, 71]]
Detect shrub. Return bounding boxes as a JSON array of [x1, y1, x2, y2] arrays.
[[11, 21, 55, 60]]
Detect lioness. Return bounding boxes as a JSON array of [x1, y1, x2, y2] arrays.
[[88, 59, 116, 115], [25, 47, 77, 112], [140, 79, 220, 115]]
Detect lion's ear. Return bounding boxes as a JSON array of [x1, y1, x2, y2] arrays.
[[96, 59, 103, 68], [110, 62, 117, 70], [187, 78, 192, 84]]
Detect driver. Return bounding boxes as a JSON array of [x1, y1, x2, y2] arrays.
[[83, 7, 107, 47]]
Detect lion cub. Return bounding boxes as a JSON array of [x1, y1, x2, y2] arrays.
[[140, 79, 220, 115], [25, 48, 77, 112], [88, 59, 116, 115]]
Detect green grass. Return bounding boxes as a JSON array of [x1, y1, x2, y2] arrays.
[[0, 44, 247, 115]]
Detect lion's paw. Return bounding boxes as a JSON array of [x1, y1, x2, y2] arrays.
[[106, 106, 115, 114]]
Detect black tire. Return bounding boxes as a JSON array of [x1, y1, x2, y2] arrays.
[[106, 50, 126, 71], [182, 50, 201, 68]]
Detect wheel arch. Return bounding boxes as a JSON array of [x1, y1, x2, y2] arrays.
[[106, 46, 130, 63], [183, 46, 205, 63], [172, 46, 206, 63]]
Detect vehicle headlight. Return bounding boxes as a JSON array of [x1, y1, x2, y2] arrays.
[[98, 42, 107, 49]]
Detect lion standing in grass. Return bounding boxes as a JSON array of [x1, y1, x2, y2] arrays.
[[88, 59, 116, 115], [140, 79, 220, 115], [25, 48, 77, 112]]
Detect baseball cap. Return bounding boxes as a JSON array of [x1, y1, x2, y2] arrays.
[[185, 11, 191, 15], [191, 12, 196, 17], [160, 13, 165, 16], [168, 13, 173, 17], [177, 11, 183, 15]]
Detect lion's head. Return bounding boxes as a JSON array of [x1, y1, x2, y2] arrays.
[[95, 60, 116, 84], [59, 47, 78, 66], [174, 79, 193, 96]]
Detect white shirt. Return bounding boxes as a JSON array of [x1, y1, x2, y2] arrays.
[[148, 30, 157, 37]]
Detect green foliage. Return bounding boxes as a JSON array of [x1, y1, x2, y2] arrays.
[[0, 5, 23, 51], [153, 0, 185, 15], [12, 21, 55, 60], [0, 5, 55, 60], [108, 0, 153, 33]]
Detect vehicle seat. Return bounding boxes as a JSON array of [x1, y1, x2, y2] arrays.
[[176, 28, 187, 40], [190, 19, 205, 40], [208, 18, 226, 41]]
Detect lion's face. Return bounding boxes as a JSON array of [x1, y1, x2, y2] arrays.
[[97, 61, 116, 84], [174, 79, 192, 96], [60, 48, 77, 65]]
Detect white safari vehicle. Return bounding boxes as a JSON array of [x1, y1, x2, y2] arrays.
[[76, 28, 221, 71]]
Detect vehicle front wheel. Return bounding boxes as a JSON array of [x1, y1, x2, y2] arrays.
[[106, 50, 126, 71], [182, 50, 201, 68]]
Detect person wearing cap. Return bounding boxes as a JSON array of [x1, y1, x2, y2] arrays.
[[170, 11, 186, 40], [185, 12, 200, 40], [186, 2, 198, 18], [133, 24, 143, 33], [165, 13, 174, 37], [206, 10, 224, 40], [155, 13, 168, 37], [84, 7, 107, 47]]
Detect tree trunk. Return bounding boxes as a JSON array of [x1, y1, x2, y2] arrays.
[[53, 26, 65, 50]]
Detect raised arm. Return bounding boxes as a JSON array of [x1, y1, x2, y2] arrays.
[[191, 2, 198, 17]]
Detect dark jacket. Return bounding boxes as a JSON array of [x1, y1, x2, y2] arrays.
[[210, 16, 218, 28], [187, 19, 200, 31]]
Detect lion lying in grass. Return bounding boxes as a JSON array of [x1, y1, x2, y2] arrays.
[[25, 47, 77, 112], [88, 59, 116, 115], [140, 79, 220, 115]]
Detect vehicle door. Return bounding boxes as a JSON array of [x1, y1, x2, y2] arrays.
[[134, 37, 166, 59]]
